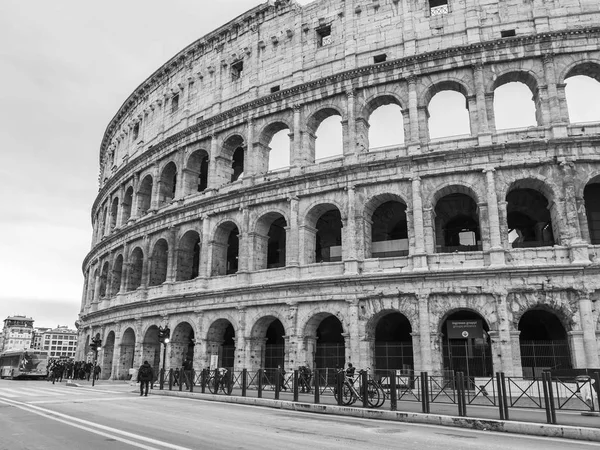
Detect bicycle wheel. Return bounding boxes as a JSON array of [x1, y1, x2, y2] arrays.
[[207, 376, 217, 394], [334, 382, 355, 406], [221, 380, 233, 395], [366, 380, 384, 408]]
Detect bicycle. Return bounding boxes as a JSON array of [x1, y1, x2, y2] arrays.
[[333, 368, 385, 408], [206, 368, 233, 394]]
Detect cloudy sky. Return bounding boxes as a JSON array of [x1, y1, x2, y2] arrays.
[[0, 0, 316, 329], [1, 0, 597, 330]]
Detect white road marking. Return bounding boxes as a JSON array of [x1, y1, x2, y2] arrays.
[[0, 397, 194, 450], [0, 389, 19, 398], [18, 387, 63, 396], [28, 396, 136, 404], [0, 388, 37, 396]]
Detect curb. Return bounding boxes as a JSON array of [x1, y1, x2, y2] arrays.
[[148, 389, 600, 442]]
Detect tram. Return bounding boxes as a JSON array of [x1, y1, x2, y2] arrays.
[[0, 349, 48, 379]]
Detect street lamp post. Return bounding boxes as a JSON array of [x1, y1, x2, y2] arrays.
[[158, 325, 170, 389], [90, 336, 102, 387]]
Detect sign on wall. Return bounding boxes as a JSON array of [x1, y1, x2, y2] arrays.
[[447, 320, 484, 339]]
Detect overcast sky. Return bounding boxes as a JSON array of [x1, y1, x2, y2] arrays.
[[0, 0, 597, 330]]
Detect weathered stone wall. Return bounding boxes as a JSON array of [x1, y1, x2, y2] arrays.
[[79, 0, 600, 379]]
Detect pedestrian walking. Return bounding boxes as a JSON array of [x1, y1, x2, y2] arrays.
[[137, 360, 154, 396]]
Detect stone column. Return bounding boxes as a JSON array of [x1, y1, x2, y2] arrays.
[[346, 299, 361, 366], [417, 294, 433, 372], [568, 330, 587, 368], [166, 227, 178, 282], [560, 160, 590, 264], [484, 168, 506, 266], [110, 328, 122, 380], [150, 165, 160, 211], [344, 90, 357, 157], [407, 75, 421, 154], [245, 118, 256, 182], [291, 105, 302, 168], [467, 95, 478, 136], [493, 292, 515, 374], [286, 196, 300, 267], [473, 63, 492, 145], [344, 186, 359, 274], [543, 54, 568, 138], [207, 135, 220, 189], [509, 330, 523, 377], [141, 236, 151, 288], [92, 264, 101, 306], [129, 173, 140, 222], [238, 208, 250, 273], [579, 291, 600, 367], [484, 93, 496, 135], [200, 215, 212, 278], [411, 176, 428, 271]]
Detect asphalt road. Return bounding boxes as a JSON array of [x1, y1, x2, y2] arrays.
[[0, 380, 598, 450]]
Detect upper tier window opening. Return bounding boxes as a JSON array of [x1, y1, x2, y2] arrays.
[[429, 0, 448, 16], [317, 25, 332, 47]]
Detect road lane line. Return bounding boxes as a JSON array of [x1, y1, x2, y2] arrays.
[[0, 398, 162, 450], [19, 387, 63, 396], [0, 390, 18, 398], [0, 388, 37, 396], [28, 396, 135, 404], [0, 397, 194, 450]]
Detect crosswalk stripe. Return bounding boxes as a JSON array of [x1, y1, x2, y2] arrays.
[[0, 388, 37, 397], [19, 387, 63, 396], [0, 389, 19, 398]]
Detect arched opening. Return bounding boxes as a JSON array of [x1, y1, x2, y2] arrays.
[[109, 197, 119, 231], [584, 181, 600, 244], [101, 331, 115, 380], [127, 247, 144, 291], [100, 206, 108, 237], [118, 328, 136, 380], [315, 115, 343, 160], [427, 89, 471, 139], [149, 239, 169, 286], [434, 193, 481, 253], [315, 315, 345, 378], [176, 230, 201, 281], [121, 187, 133, 223], [565, 64, 600, 123], [368, 103, 405, 149], [110, 254, 123, 295], [142, 326, 161, 378], [255, 213, 287, 270], [206, 320, 235, 369], [212, 222, 239, 276], [315, 209, 343, 263], [374, 312, 413, 373], [519, 309, 572, 378], [98, 262, 109, 298], [265, 319, 285, 380], [184, 150, 209, 195], [371, 201, 409, 258], [137, 175, 153, 216], [159, 162, 177, 206], [169, 322, 195, 369], [267, 126, 291, 172], [231, 147, 244, 182], [507, 188, 554, 248], [222, 135, 245, 183], [493, 81, 538, 130], [442, 310, 492, 378]]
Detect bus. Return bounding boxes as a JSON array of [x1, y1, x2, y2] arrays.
[[0, 349, 48, 379]]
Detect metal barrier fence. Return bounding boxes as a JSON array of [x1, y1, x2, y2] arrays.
[[155, 368, 600, 425]]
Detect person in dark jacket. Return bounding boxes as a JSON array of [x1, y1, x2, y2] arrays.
[[137, 361, 154, 396]]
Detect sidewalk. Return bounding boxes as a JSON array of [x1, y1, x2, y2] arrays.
[[67, 380, 600, 442]]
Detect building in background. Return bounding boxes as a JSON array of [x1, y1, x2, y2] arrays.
[[32, 327, 51, 350], [1, 316, 34, 353], [41, 326, 78, 358]]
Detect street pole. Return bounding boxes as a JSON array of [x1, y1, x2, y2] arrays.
[[92, 350, 98, 387]]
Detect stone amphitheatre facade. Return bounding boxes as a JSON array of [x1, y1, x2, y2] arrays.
[[77, 0, 600, 381]]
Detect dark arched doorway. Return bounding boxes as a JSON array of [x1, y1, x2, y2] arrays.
[[518, 309, 572, 378], [374, 313, 413, 373], [315, 315, 345, 380]]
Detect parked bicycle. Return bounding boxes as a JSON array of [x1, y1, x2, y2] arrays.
[[206, 368, 233, 394], [333, 368, 385, 408]]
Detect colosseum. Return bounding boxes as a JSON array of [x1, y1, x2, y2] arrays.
[[77, 0, 600, 382]]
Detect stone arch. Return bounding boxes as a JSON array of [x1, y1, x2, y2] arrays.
[[158, 161, 178, 206], [491, 71, 541, 129], [118, 327, 136, 380], [109, 197, 119, 231], [149, 238, 169, 286], [101, 330, 115, 380], [363, 94, 406, 150], [221, 134, 245, 182], [306, 106, 344, 162], [141, 324, 161, 377], [304, 202, 344, 264], [127, 246, 144, 291], [560, 60, 600, 84], [98, 261, 109, 298], [246, 314, 288, 372], [206, 318, 236, 369], [184, 149, 209, 195], [258, 120, 292, 173], [363, 193, 409, 259], [176, 229, 201, 281], [510, 292, 576, 333], [584, 175, 600, 245], [110, 253, 124, 295], [168, 321, 195, 369], [254, 211, 288, 270], [505, 179, 557, 248], [563, 61, 600, 124], [211, 220, 240, 276], [302, 312, 347, 371], [121, 185, 133, 223], [137, 174, 153, 216], [422, 79, 472, 140]]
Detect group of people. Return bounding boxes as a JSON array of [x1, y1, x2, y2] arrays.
[[46, 359, 101, 382]]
